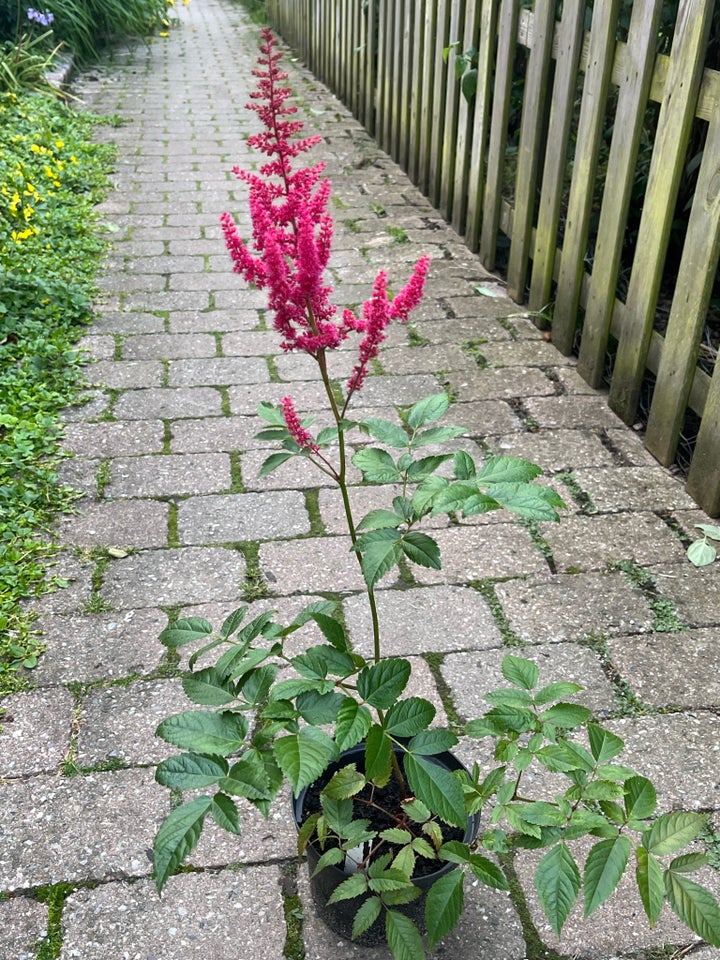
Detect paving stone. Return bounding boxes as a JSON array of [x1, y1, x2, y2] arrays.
[[228, 380, 329, 414], [344, 585, 501, 656], [274, 350, 357, 381], [344, 373, 442, 406], [60, 390, 109, 422], [60, 869, 287, 960], [61, 420, 165, 457], [260, 536, 373, 594], [101, 547, 246, 609], [524, 394, 634, 430], [57, 456, 101, 499], [489, 428, 616, 470], [649, 561, 720, 627], [169, 308, 261, 333], [54, 499, 169, 547], [113, 387, 223, 419], [79, 335, 115, 359], [168, 356, 270, 386], [540, 511, 687, 572], [120, 333, 218, 360], [0, 768, 164, 890], [380, 343, 479, 376], [77, 678, 192, 766], [170, 415, 259, 452], [572, 466, 697, 512], [32, 609, 168, 683], [495, 571, 654, 642], [0, 688, 75, 777], [415, 316, 514, 344], [107, 453, 231, 497], [27, 552, 94, 615], [444, 399, 523, 435], [411, 524, 549, 584], [299, 866, 525, 959], [240, 447, 357, 491], [92, 311, 165, 334], [607, 628, 720, 708], [442, 643, 616, 722], [85, 359, 164, 389], [177, 490, 311, 543], [0, 896, 48, 960], [447, 366, 556, 401]]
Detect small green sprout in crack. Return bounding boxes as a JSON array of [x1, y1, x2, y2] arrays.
[[95, 459, 111, 498], [461, 338, 489, 369], [303, 489, 326, 537], [240, 543, 269, 602], [609, 560, 687, 633], [387, 225, 409, 244], [423, 652, 463, 734], [406, 324, 429, 348], [341, 218, 361, 234], [331, 194, 350, 209], [469, 580, 524, 647], [280, 864, 305, 960], [497, 316, 520, 341], [33, 883, 78, 960], [229, 452, 245, 493], [556, 470, 596, 514], [98, 388, 120, 422], [266, 355, 281, 382], [518, 519, 556, 573], [577, 631, 653, 718], [369, 202, 386, 218], [167, 501, 179, 547]]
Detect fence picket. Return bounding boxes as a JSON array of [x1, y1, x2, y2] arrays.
[[439, 0, 466, 219], [609, 0, 715, 424], [428, 0, 451, 208], [451, 0, 482, 233], [687, 364, 720, 517], [408, 0, 426, 183]]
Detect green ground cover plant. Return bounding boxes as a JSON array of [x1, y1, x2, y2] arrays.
[[0, 89, 116, 693]]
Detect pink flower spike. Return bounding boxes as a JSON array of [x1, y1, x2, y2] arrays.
[[281, 397, 319, 453], [388, 255, 431, 323]]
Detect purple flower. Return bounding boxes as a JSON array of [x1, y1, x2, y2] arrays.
[[27, 8, 54, 27]]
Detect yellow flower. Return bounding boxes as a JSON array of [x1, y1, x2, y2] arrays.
[[54, 139, 64, 150]]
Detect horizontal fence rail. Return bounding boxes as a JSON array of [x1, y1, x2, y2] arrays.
[[266, 0, 720, 516]]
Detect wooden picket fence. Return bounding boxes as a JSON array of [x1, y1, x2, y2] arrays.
[[265, 0, 720, 516]]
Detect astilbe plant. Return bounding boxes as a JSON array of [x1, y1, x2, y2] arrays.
[[152, 29, 720, 959]]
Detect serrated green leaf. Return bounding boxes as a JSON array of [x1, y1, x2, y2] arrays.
[[210, 792, 240, 834], [469, 854, 508, 889], [385, 697, 436, 737], [587, 723, 625, 763], [484, 704, 536, 733], [484, 688, 535, 708], [404, 754, 466, 828], [310, 846, 344, 878], [320, 794, 354, 834], [365, 723, 392, 785], [583, 780, 625, 801], [182, 667, 237, 706], [292, 645, 355, 680], [259, 451, 293, 476], [540, 703, 592, 728], [354, 529, 403, 588], [334, 698, 373, 752], [156, 710, 248, 756], [327, 872, 369, 904], [481, 482, 562, 521], [645, 812, 706, 856], [257, 401, 285, 425], [153, 796, 212, 893], [358, 658, 411, 709], [220, 607, 247, 639], [669, 852, 710, 874], [533, 681, 584, 705], [239, 663, 279, 705], [665, 871, 720, 946], [159, 617, 213, 648], [406, 454, 453, 482], [584, 836, 631, 917], [501, 655, 539, 690], [399, 531, 441, 569], [219, 754, 273, 800], [412, 475, 448, 516], [624, 776, 657, 821], [386, 908, 426, 960], [360, 417, 410, 447], [438, 840, 470, 864], [381, 827, 413, 844], [324, 764, 366, 800], [351, 896, 382, 939], [297, 812, 320, 855], [273, 728, 335, 795], [635, 846, 664, 925], [155, 753, 228, 790], [407, 393, 450, 429], [411, 837, 436, 859], [425, 869, 464, 949], [413, 425, 465, 447], [352, 447, 402, 483], [407, 729, 458, 755], [477, 456, 542, 485], [535, 844, 580, 936], [357, 508, 405, 531]]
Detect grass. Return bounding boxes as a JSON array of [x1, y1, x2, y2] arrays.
[[0, 90, 117, 693]]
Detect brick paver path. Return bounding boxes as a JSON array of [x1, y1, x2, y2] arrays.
[[2, 1, 720, 957]]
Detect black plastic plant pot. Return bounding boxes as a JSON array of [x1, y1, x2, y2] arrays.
[[292, 742, 481, 946]]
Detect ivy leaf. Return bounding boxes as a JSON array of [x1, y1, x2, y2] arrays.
[[665, 871, 720, 947], [583, 836, 631, 917], [687, 538, 716, 566], [425, 869, 464, 949], [153, 796, 212, 893], [534, 844, 580, 936]]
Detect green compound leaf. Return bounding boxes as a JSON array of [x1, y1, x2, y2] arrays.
[[354, 528, 403, 588], [644, 812, 706, 856], [352, 896, 382, 939], [182, 667, 237, 706], [273, 727, 336, 795], [159, 617, 213, 648], [360, 417, 410, 448], [386, 908, 426, 960], [665, 871, 720, 947], [352, 447, 402, 483], [327, 873, 368, 905], [406, 393, 450, 429], [425, 869, 464, 949], [535, 843, 581, 936], [153, 796, 212, 893], [155, 710, 248, 756], [400, 531, 441, 568], [385, 697, 436, 737], [636, 846, 664, 925], [258, 451, 293, 477], [404, 753, 466, 828], [501, 655, 539, 690], [358, 658, 411, 709], [334, 698, 373, 752], [219, 753, 273, 800], [155, 752, 228, 790], [587, 723, 625, 763], [583, 836, 631, 917], [209, 792, 240, 834], [624, 776, 657, 821]]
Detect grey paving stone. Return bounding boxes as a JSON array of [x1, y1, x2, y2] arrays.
[[228, 380, 329, 415], [480, 339, 574, 367], [86, 359, 164, 389], [169, 415, 259, 453], [540, 511, 687, 572], [121, 333, 218, 360], [447, 366, 555, 402], [32, 609, 169, 683], [107, 453, 231, 498], [572, 466, 697, 512], [57, 456, 101, 499], [489, 428, 616, 470], [344, 585, 501, 657], [177, 490, 311, 543], [607, 628, 720, 708], [0, 688, 75, 777], [113, 387, 223, 420], [54, 499, 169, 547], [380, 343, 476, 375], [411, 524, 549, 584], [167, 356, 270, 386], [274, 350, 357, 381], [650, 561, 720, 627], [123, 291, 212, 312], [348, 373, 444, 407], [169, 308, 261, 333], [220, 330, 280, 354], [60, 869, 287, 960], [61, 420, 165, 457], [91, 310, 165, 334], [260, 536, 371, 594], [77, 678, 191, 766], [27, 552, 94, 615], [415, 316, 514, 344], [60, 390, 109, 422], [100, 547, 246, 609], [444, 399, 523, 435], [299, 866, 525, 959], [495, 571, 654, 643], [442, 643, 616, 722], [524, 394, 633, 430], [78, 335, 115, 360], [0, 896, 48, 960], [240, 448, 355, 491], [0, 768, 163, 891]]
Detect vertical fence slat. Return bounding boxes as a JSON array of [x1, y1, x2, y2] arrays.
[[552, 0, 620, 355], [399, 0, 414, 170], [417, 0, 439, 195], [645, 109, 720, 466], [408, 0, 426, 183], [377, 0, 392, 154], [506, 0, 557, 302], [429, 0, 451, 209], [609, 0, 715, 424], [480, 0, 519, 269], [464, 0, 498, 252], [576, 0, 663, 388], [528, 0, 586, 313], [687, 363, 720, 516], [450, 0, 482, 233], [390, 0, 405, 163], [363, 0, 377, 135], [439, 0, 466, 220]]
